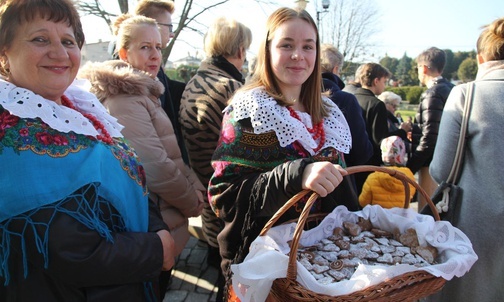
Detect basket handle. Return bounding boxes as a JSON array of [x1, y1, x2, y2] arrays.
[[346, 165, 438, 220], [259, 165, 440, 282]]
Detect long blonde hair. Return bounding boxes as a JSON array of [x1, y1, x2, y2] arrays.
[[242, 7, 326, 123]]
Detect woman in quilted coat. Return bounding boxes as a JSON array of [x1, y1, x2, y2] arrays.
[[79, 15, 205, 258]]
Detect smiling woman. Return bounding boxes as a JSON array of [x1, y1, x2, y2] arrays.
[[205, 6, 360, 301], [0, 6, 82, 103], [0, 0, 176, 301]]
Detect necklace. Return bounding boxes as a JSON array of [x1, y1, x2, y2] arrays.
[[60, 95, 114, 145], [287, 106, 325, 153]]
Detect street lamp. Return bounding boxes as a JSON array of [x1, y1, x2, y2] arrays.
[[294, 0, 330, 29], [295, 0, 308, 10], [316, 0, 330, 29]]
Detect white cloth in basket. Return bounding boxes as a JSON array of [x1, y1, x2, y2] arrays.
[[231, 205, 478, 302]]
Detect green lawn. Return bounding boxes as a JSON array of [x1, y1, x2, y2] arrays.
[[396, 109, 416, 120]]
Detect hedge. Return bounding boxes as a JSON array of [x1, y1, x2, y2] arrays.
[[385, 86, 426, 104]]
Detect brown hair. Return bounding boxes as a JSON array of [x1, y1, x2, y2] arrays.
[[134, 0, 175, 19], [243, 7, 326, 123], [359, 63, 391, 87], [0, 0, 84, 76], [416, 47, 446, 73], [477, 17, 504, 61]]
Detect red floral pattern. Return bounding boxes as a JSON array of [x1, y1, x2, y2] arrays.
[[0, 107, 146, 191]]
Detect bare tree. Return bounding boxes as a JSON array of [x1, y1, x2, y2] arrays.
[[77, 0, 127, 34], [321, 0, 380, 72], [163, 0, 230, 63], [76, 0, 235, 64]]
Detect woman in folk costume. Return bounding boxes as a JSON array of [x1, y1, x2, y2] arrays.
[[0, 0, 175, 301], [206, 7, 360, 301]]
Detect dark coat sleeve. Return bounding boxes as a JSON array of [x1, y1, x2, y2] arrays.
[[157, 69, 190, 165], [148, 197, 170, 232], [369, 101, 390, 146], [338, 93, 373, 166], [11, 198, 164, 288], [407, 81, 453, 173], [322, 77, 372, 166]]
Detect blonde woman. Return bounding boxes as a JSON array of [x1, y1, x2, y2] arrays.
[[79, 15, 205, 258]]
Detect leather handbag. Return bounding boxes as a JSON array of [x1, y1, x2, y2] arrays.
[[420, 82, 474, 224]]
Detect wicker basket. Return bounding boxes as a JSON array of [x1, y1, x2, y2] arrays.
[[259, 165, 445, 302]]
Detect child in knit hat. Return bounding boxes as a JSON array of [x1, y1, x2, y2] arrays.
[[359, 136, 416, 209]]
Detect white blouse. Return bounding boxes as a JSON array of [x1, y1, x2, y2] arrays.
[[0, 78, 123, 138], [228, 87, 352, 155]]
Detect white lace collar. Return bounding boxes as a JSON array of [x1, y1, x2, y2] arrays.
[[0, 78, 123, 138], [228, 87, 351, 155]]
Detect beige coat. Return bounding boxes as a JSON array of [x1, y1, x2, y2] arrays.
[[79, 60, 204, 255]]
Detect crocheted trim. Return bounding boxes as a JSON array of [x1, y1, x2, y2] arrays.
[[228, 87, 351, 155], [0, 78, 123, 138]]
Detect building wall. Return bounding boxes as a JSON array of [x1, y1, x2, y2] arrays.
[[81, 41, 195, 69], [81, 41, 111, 66]]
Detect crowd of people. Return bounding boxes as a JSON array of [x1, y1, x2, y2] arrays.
[[0, 0, 502, 302]]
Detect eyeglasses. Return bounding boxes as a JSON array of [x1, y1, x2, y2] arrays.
[[158, 22, 173, 33]]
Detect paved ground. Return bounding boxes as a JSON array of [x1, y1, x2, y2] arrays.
[[163, 218, 219, 302]]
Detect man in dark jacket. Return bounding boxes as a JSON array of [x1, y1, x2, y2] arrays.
[[350, 63, 412, 194], [320, 44, 373, 168], [408, 47, 454, 211], [320, 44, 373, 201]]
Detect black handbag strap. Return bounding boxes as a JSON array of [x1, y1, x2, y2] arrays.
[[447, 82, 474, 184]]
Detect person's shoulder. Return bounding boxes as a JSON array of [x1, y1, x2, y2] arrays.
[[328, 90, 360, 112], [331, 89, 359, 101], [231, 87, 276, 107], [427, 78, 454, 95]]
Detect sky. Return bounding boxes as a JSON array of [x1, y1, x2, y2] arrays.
[[80, 0, 504, 63]]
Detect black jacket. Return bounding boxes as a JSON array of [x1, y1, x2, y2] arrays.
[[157, 68, 190, 165], [407, 77, 454, 173], [353, 87, 409, 166], [322, 72, 373, 166], [353, 87, 390, 166], [0, 195, 168, 302]]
